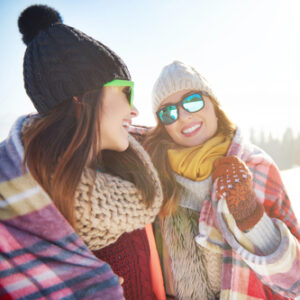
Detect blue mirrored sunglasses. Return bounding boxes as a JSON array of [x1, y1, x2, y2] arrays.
[[156, 92, 208, 125]]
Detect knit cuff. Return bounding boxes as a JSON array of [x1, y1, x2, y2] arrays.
[[244, 213, 281, 255], [236, 201, 264, 231], [174, 174, 211, 212]]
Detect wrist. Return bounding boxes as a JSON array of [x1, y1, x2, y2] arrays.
[[236, 202, 265, 232], [244, 213, 280, 254]]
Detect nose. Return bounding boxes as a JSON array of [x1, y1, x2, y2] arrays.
[[178, 106, 191, 120], [130, 105, 139, 118]]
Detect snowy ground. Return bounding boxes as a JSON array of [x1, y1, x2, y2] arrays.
[[278, 168, 299, 300], [281, 167, 300, 222]]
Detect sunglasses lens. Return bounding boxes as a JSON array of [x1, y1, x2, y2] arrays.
[[183, 94, 204, 112], [158, 105, 178, 125], [123, 86, 132, 105]]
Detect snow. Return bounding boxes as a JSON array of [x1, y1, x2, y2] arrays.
[[277, 168, 300, 299], [281, 167, 300, 222]]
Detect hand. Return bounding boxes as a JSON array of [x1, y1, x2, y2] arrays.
[[213, 156, 264, 231]]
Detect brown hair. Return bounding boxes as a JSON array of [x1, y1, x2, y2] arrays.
[[23, 89, 156, 227], [143, 95, 236, 216]]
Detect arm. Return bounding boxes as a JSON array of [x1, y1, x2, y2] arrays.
[[214, 157, 300, 298], [256, 163, 300, 240]]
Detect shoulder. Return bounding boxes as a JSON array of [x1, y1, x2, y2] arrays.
[[228, 128, 276, 168], [228, 129, 283, 189]]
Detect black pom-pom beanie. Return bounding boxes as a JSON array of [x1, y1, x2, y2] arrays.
[[18, 5, 130, 115]]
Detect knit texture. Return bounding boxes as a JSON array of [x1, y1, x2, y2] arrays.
[[175, 174, 212, 212], [19, 5, 130, 114], [213, 156, 264, 231], [244, 212, 281, 255], [75, 134, 163, 250], [152, 60, 217, 114], [168, 133, 231, 181], [93, 228, 156, 300]]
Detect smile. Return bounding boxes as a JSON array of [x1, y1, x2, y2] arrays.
[[122, 120, 131, 130], [182, 123, 201, 135]]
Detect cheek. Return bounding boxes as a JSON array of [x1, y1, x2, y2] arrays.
[[207, 112, 218, 135], [165, 124, 179, 140]]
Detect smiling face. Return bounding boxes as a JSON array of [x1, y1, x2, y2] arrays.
[[100, 86, 138, 151], [160, 89, 218, 147]]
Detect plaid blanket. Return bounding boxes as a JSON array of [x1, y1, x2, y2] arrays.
[[131, 124, 300, 299], [0, 116, 124, 299], [196, 128, 300, 299]]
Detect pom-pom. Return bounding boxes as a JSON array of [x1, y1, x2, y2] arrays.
[[18, 5, 63, 45]]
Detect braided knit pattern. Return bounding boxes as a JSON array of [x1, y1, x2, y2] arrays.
[[75, 134, 163, 250]]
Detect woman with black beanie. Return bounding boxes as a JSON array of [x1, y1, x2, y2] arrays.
[[0, 5, 165, 299]]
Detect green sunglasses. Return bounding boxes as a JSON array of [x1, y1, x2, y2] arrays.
[[104, 79, 134, 107], [156, 92, 208, 125]]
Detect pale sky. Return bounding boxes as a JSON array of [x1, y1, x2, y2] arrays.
[[1, 0, 300, 141]]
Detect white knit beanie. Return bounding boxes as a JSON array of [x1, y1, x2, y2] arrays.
[[152, 60, 217, 114]]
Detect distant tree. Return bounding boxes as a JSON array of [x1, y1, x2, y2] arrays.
[[250, 128, 256, 145], [259, 131, 266, 150], [281, 128, 294, 170], [294, 132, 300, 166], [249, 127, 300, 170]]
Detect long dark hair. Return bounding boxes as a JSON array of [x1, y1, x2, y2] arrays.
[[143, 95, 236, 216], [23, 89, 156, 227]]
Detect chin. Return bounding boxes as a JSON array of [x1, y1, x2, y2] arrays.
[[115, 141, 130, 152]]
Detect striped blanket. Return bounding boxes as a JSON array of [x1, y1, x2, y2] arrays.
[[0, 115, 124, 299], [196, 128, 300, 299]]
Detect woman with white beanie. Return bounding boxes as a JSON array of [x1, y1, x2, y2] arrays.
[[144, 60, 300, 299]]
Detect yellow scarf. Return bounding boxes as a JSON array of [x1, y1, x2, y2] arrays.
[[168, 133, 231, 181]]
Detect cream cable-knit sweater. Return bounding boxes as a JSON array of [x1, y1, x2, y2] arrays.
[[22, 117, 163, 252], [75, 134, 163, 250]]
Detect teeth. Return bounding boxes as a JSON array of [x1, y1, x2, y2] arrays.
[[182, 124, 200, 134], [122, 121, 131, 131]]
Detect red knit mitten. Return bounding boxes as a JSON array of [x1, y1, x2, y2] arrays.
[[212, 156, 264, 231]]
